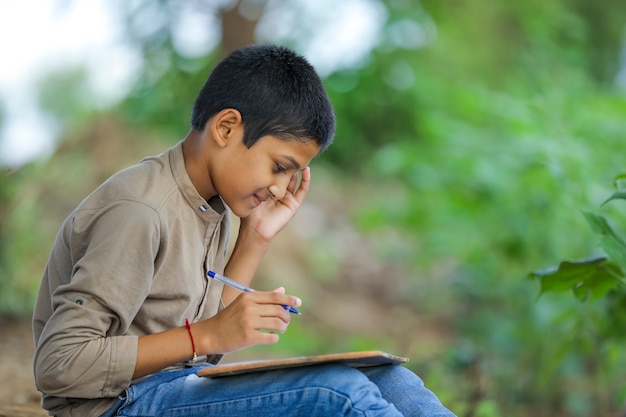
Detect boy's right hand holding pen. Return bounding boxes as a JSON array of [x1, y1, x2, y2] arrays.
[[188, 272, 301, 356]]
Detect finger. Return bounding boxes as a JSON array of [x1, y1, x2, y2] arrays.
[[271, 287, 286, 295], [256, 332, 280, 345], [256, 315, 290, 333], [267, 288, 302, 308], [241, 289, 300, 314], [286, 172, 298, 195], [292, 167, 311, 204]]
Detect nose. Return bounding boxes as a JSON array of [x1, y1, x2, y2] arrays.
[[268, 174, 294, 200]]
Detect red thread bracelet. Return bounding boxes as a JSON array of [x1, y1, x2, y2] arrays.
[[185, 318, 198, 363]]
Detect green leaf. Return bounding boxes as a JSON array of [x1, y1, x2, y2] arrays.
[[581, 211, 613, 235], [612, 173, 626, 189], [599, 233, 626, 271], [601, 189, 626, 207], [529, 256, 624, 300], [581, 211, 626, 270]]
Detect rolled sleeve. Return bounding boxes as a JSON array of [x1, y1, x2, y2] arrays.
[[34, 200, 159, 398], [34, 294, 138, 397]]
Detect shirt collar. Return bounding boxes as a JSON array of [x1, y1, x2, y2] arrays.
[[169, 141, 227, 220]]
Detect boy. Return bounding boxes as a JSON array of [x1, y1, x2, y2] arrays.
[[33, 44, 455, 416]]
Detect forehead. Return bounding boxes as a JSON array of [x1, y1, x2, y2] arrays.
[[256, 135, 320, 168]]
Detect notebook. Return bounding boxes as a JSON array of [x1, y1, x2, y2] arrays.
[[197, 350, 409, 378]]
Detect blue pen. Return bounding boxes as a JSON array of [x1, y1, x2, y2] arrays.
[[208, 270, 301, 315]]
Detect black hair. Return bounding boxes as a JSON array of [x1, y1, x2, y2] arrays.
[[190, 44, 335, 153]]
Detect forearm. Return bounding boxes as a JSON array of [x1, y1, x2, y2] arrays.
[[134, 325, 199, 379], [222, 222, 271, 305]]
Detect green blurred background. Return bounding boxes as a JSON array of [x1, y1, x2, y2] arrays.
[[1, 0, 626, 416]]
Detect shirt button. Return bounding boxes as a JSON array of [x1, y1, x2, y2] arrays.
[[199, 205, 207, 212]]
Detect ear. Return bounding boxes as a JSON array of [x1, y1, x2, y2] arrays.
[[212, 108, 243, 148]]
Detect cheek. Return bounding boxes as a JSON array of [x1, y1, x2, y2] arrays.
[[221, 167, 265, 198], [218, 150, 273, 197], [239, 161, 272, 190]]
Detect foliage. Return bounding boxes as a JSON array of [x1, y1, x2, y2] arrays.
[[1, 0, 626, 415], [530, 182, 626, 301], [532, 256, 623, 301], [347, 65, 626, 414], [334, 1, 626, 415], [528, 179, 626, 413]]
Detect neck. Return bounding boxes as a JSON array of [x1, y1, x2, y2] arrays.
[[182, 129, 217, 201]]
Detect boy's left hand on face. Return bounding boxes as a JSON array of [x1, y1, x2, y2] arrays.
[[244, 167, 311, 242]]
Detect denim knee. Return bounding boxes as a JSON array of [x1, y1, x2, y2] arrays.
[[361, 365, 456, 417], [291, 363, 401, 416]]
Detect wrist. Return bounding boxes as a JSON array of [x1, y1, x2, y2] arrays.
[[185, 319, 198, 362], [239, 218, 274, 245], [191, 320, 217, 357], [232, 223, 271, 261]]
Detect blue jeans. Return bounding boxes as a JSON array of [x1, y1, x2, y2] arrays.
[[101, 363, 455, 417]]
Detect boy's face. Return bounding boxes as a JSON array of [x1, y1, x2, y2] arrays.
[[212, 133, 320, 218]]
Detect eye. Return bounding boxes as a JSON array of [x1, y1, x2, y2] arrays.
[[276, 163, 287, 174]]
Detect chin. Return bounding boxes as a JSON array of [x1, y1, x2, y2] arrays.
[[229, 204, 254, 219]]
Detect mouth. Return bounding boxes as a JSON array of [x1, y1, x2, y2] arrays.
[[252, 194, 264, 207]]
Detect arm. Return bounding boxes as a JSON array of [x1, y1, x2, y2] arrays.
[[34, 202, 159, 397], [221, 167, 312, 305]]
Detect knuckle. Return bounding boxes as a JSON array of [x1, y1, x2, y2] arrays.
[[274, 317, 288, 333], [240, 292, 255, 303]]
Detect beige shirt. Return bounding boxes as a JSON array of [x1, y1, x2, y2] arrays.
[[32, 142, 230, 416]]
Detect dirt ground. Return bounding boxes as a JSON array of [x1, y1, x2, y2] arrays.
[[0, 316, 46, 416]]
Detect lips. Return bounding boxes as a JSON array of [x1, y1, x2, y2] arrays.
[[252, 194, 265, 207]]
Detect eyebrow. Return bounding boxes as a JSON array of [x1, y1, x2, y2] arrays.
[[281, 155, 302, 171]]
